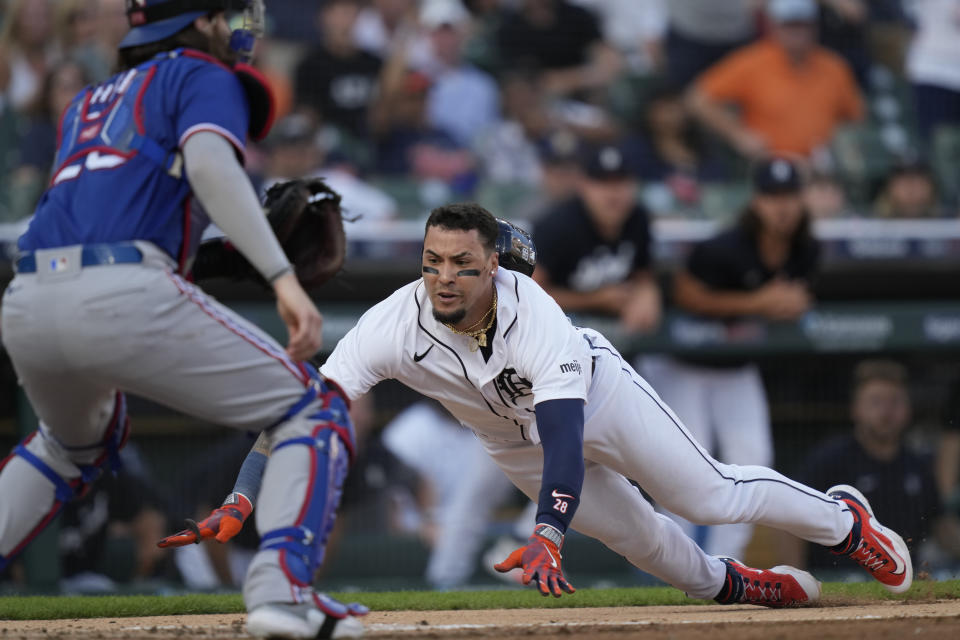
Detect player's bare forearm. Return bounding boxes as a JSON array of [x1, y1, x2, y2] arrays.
[[542, 44, 622, 95], [620, 273, 662, 332], [685, 87, 763, 155], [540, 284, 617, 314], [673, 270, 766, 317], [935, 431, 960, 504]]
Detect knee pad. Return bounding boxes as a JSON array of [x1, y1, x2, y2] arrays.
[[0, 393, 130, 571], [259, 427, 350, 587]]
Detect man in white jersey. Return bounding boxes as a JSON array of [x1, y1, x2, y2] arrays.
[[170, 204, 912, 606]]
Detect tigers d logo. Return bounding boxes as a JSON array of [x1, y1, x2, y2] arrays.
[[494, 368, 532, 405]]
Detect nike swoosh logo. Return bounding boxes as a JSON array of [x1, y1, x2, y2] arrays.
[[873, 524, 906, 575], [544, 547, 558, 568], [551, 489, 575, 500], [413, 344, 434, 362]]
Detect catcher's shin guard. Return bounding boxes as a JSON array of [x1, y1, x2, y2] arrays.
[[258, 426, 350, 588], [0, 393, 130, 570]]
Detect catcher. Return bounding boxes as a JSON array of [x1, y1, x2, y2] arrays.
[[0, 1, 363, 638]]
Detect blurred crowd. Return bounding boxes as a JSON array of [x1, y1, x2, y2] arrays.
[[1, 0, 960, 225]]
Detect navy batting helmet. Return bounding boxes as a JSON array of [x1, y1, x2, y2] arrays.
[[119, 0, 252, 49], [495, 219, 537, 277]]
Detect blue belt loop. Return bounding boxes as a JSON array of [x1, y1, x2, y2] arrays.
[[15, 243, 144, 274]]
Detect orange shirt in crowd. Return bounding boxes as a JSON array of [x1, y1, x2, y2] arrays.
[[697, 39, 864, 156]]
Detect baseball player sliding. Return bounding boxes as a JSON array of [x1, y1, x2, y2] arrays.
[[0, 1, 365, 639], [172, 204, 913, 612]]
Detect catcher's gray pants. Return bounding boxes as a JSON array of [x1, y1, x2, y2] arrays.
[[482, 330, 855, 600], [0, 242, 324, 607]]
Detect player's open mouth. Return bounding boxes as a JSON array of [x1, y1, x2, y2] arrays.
[[437, 292, 458, 303]]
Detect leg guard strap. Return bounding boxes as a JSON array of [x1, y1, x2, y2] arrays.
[[13, 444, 76, 503], [260, 427, 349, 587], [267, 381, 323, 430], [38, 392, 130, 479], [266, 364, 357, 462]]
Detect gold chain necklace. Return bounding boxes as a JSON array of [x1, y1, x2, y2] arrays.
[[444, 290, 497, 352]]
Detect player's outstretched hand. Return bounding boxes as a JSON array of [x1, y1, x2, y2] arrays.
[[273, 271, 323, 360], [494, 525, 575, 597], [157, 492, 252, 548]]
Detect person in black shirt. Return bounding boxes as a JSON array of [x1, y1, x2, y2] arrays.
[[532, 143, 661, 333], [936, 377, 960, 523], [496, 0, 621, 98], [792, 360, 959, 572], [641, 157, 816, 560], [293, 0, 383, 137]]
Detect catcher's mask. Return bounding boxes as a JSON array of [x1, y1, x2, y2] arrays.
[[120, 0, 265, 62], [495, 219, 537, 277]]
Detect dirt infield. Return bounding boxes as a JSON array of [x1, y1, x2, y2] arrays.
[[2, 599, 960, 640]]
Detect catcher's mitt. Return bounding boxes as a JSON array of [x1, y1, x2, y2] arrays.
[[262, 177, 345, 289], [192, 177, 346, 290]]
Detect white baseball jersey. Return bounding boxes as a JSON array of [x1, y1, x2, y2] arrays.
[[320, 270, 593, 444]]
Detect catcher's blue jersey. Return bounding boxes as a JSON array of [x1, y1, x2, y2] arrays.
[[18, 49, 249, 266]]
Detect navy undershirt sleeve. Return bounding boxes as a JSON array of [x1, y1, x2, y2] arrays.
[[534, 398, 585, 533], [232, 449, 267, 506]]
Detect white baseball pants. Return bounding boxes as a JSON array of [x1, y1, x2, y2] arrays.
[[482, 330, 853, 599], [640, 355, 772, 559]]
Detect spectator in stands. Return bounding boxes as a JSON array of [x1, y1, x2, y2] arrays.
[[532, 143, 661, 333], [0, 0, 56, 113], [570, 0, 667, 74], [420, 0, 499, 148], [936, 379, 960, 535], [536, 131, 583, 207], [627, 82, 727, 214], [817, 0, 870, 87], [656, 0, 758, 88], [53, 0, 111, 83], [803, 171, 851, 219], [500, 130, 585, 222], [687, 0, 863, 159], [6, 59, 89, 222], [476, 68, 610, 190], [354, 0, 428, 62], [294, 0, 383, 139], [873, 159, 943, 219], [371, 69, 477, 193], [905, 0, 960, 147], [262, 114, 397, 232], [641, 157, 817, 560], [94, 0, 130, 72], [791, 360, 960, 572], [496, 0, 621, 99], [475, 71, 550, 188]]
